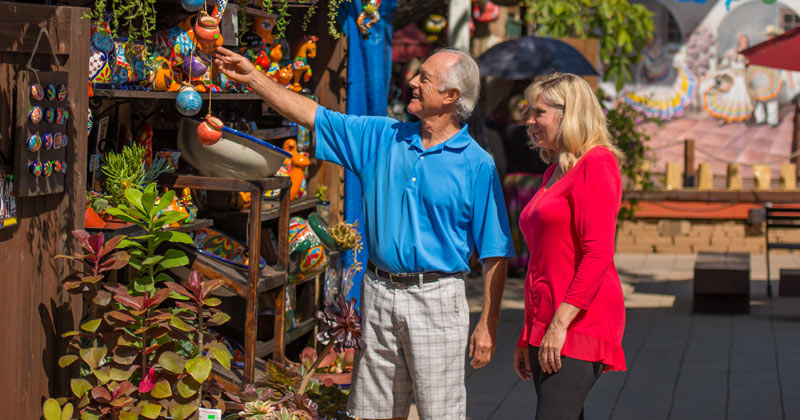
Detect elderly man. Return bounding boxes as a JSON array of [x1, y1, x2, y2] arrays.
[[215, 46, 513, 420]]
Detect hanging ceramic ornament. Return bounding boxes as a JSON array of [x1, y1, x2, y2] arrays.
[[181, 0, 205, 12], [175, 85, 202, 116], [196, 115, 223, 146], [30, 83, 44, 101], [194, 11, 221, 46], [182, 49, 211, 79]]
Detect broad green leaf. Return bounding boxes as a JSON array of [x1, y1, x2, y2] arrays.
[[92, 366, 111, 384], [142, 189, 161, 216], [103, 209, 141, 225], [176, 376, 200, 398], [118, 239, 145, 249], [80, 275, 104, 284], [81, 318, 102, 333], [204, 297, 221, 307], [58, 354, 79, 368], [154, 211, 187, 229], [110, 365, 136, 381], [170, 316, 195, 332], [158, 351, 186, 374], [70, 378, 92, 398], [117, 410, 138, 420], [42, 398, 61, 420], [166, 231, 193, 244], [208, 312, 231, 326], [157, 249, 189, 270], [80, 411, 101, 420], [124, 188, 143, 211], [141, 255, 164, 266], [92, 290, 112, 306], [61, 331, 80, 338], [151, 379, 172, 399], [113, 346, 138, 364], [140, 402, 162, 419], [153, 190, 174, 214], [79, 347, 107, 369], [207, 343, 232, 370], [171, 400, 198, 420], [60, 402, 74, 420], [185, 355, 212, 383]]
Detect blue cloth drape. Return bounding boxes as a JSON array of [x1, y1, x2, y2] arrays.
[[340, 0, 397, 306]]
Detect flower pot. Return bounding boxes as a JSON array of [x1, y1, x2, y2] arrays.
[[175, 85, 202, 116], [197, 115, 223, 146], [194, 13, 220, 46]]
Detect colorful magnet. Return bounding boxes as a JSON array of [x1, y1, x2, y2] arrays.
[[45, 84, 57, 101], [28, 106, 42, 124], [29, 160, 42, 177], [26, 134, 41, 152], [56, 107, 68, 125], [53, 132, 62, 149], [57, 84, 69, 101], [61, 134, 68, 148], [59, 161, 67, 174], [42, 133, 53, 150], [30, 83, 44, 101], [43, 161, 52, 176], [52, 160, 62, 173], [44, 107, 55, 124]]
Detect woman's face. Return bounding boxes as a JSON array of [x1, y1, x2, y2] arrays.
[[525, 97, 562, 152]]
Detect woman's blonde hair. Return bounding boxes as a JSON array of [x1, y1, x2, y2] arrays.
[[524, 73, 623, 172]]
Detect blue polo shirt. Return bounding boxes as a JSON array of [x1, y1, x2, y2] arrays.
[[314, 106, 514, 273]]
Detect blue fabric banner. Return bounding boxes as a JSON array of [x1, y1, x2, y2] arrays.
[[340, 0, 397, 305]]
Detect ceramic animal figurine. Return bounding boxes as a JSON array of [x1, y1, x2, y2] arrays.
[[265, 43, 283, 78], [149, 56, 180, 91], [283, 139, 309, 200], [357, 0, 381, 37], [290, 35, 318, 92], [250, 16, 276, 45], [276, 64, 294, 87]]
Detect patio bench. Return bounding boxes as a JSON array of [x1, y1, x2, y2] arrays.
[[693, 251, 750, 313], [765, 204, 800, 297]]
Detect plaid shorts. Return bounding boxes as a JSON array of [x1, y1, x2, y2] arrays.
[[347, 270, 470, 420]]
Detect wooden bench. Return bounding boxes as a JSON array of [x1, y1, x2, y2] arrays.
[[693, 252, 750, 313], [765, 204, 800, 297]]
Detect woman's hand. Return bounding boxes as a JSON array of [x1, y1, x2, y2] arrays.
[[214, 46, 259, 85], [538, 324, 567, 374], [513, 346, 532, 381]]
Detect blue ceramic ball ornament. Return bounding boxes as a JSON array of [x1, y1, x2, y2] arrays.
[[181, 0, 205, 12], [176, 86, 202, 116]]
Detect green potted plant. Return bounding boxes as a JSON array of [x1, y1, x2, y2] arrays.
[[313, 184, 330, 223]]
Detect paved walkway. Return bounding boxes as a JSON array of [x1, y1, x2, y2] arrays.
[[412, 253, 800, 420]]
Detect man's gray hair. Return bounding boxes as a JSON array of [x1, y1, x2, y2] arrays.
[[435, 48, 480, 121]]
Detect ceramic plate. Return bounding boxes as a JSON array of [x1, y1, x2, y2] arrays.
[[191, 227, 266, 270]]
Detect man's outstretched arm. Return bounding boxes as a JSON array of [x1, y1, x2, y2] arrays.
[[214, 46, 318, 130]]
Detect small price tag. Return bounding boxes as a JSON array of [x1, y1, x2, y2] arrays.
[[198, 407, 223, 420]]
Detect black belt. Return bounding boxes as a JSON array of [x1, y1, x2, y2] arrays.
[[367, 261, 462, 285]]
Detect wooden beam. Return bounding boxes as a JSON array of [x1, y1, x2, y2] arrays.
[[624, 190, 800, 203]]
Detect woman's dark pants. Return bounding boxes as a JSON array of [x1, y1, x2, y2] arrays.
[[528, 346, 604, 420]]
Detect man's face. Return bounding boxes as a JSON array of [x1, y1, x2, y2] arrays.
[[407, 53, 456, 119]]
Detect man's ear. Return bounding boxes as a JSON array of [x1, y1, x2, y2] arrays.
[[443, 88, 460, 106]]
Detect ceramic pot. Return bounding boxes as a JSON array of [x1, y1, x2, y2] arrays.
[[182, 50, 211, 79], [181, 0, 204, 11], [194, 13, 220, 46], [288, 215, 329, 282], [197, 115, 223, 146], [175, 86, 202, 116]]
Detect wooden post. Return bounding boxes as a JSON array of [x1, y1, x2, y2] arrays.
[[244, 183, 262, 385], [793, 101, 800, 180], [684, 139, 696, 188]]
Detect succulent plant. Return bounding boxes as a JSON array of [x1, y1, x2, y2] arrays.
[[315, 295, 364, 353]]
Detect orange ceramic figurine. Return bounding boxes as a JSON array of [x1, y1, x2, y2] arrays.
[[290, 35, 318, 92], [283, 139, 309, 200], [276, 64, 293, 88], [265, 43, 283, 79]]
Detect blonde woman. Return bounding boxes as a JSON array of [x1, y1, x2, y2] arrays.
[[513, 73, 627, 420]]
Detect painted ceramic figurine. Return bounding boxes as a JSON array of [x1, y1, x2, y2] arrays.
[[357, 0, 381, 37], [276, 64, 294, 88], [288, 215, 329, 282], [282, 139, 309, 200], [250, 16, 276, 46], [290, 35, 318, 92]]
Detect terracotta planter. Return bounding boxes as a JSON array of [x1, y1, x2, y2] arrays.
[[194, 13, 220, 46], [197, 115, 223, 145], [99, 212, 133, 229]]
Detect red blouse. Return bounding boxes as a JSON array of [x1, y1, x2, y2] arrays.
[[516, 146, 626, 372]]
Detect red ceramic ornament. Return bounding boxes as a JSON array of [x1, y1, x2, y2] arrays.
[[194, 12, 221, 46], [196, 115, 223, 146]]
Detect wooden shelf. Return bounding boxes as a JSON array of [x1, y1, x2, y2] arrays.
[[172, 243, 287, 299], [92, 89, 261, 100], [205, 196, 318, 222], [255, 317, 316, 358], [87, 218, 213, 240], [160, 174, 291, 193]]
